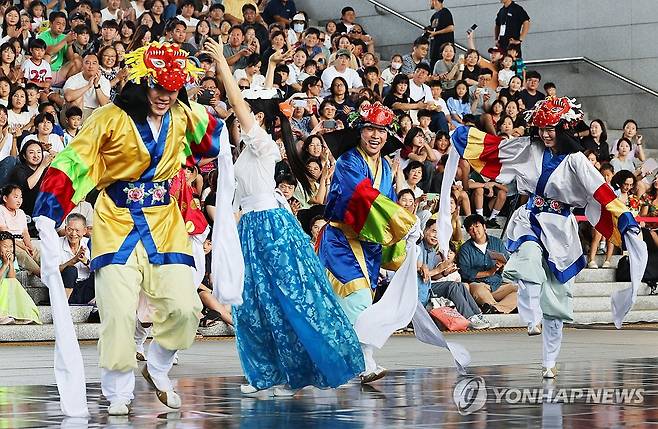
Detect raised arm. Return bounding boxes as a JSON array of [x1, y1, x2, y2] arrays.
[[204, 38, 255, 134]]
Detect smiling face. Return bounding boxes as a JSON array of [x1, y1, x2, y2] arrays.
[[359, 126, 388, 157], [147, 86, 179, 118], [306, 137, 323, 157], [306, 161, 322, 180], [467, 220, 487, 244], [539, 127, 557, 149], [509, 76, 522, 91], [37, 117, 53, 136], [397, 192, 415, 213], [310, 218, 326, 241], [24, 143, 43, 167], [65, 218, 86, 245], [424, 223, 438, 246]]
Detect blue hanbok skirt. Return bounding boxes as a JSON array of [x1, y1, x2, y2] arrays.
[[234, 207, 365, 390]]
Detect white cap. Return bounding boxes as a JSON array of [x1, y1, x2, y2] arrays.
[[292, 13, 306, 22]]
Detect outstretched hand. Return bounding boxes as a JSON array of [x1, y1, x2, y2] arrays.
[[269, 48, 294, 65], [203, 38, 225, 63]]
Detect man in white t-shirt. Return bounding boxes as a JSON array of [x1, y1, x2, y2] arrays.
[[58, 213, 94, 304], [320, 49, 363, 97], [63, 53, 111, 120], [177, 0, 199, 33], [101, 0, 124, 23]]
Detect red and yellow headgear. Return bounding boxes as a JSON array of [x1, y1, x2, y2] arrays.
[[124, 42, 204, 92]]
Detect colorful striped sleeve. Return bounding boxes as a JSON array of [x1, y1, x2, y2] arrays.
[[326, 151, 416, 246], [34, 108, 109, 225], [184, 101, 225, 166], [577, 154, 638, 247], [450, 126, 536, 184]]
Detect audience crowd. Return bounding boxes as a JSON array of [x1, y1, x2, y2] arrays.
[[0, 0, 655, 331]]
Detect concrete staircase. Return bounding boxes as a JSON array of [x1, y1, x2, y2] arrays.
[[485, 255, 658, 328], [0, 273, 234, 342]]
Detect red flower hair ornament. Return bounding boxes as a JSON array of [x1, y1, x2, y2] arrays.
[[525, 96, 584, 129], [348, 103, 399, 133], [124, 42, 204, 92]]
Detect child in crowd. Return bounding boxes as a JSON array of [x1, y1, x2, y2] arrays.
[[497, 54, 516, 90], [296, 59, 317, 83], [588, 163, 615, 268], [63, 106, 82, 147], [544, 82, 557, 97], [417, 109, 435, 143], [71, 25, 94, 58], [381, 53, 403, 89], [0, 185, 40, 276], [507, 43, 526, 83], [0, 230, 40, 325], [0, 78, 11, 107], [276, 173, 300, 214], [25, 83, 40, 117]]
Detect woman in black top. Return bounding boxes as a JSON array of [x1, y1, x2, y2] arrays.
[[498, 76, 523, 107], [9, 140, 51, 235], [325, 76, 354, 125], [580, 119, 610, 162], [461, 49, 481, 86]]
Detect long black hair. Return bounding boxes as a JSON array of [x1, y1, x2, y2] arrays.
[[114, 81, 190, 123], [245, 98, 312, 195]]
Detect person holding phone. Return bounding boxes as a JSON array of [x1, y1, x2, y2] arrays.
[[427, 0, 454, 68]]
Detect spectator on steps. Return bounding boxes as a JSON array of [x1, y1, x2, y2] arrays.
[[400, 36, 430, 76], [0, 184, 40, 276], [427, 0, 454, 69], [458, 214, 518, 314], [519, 70, 544, 111], [494, 0, 530, 55], [58, 213, 94, 304], [0, 230, 40, 325]]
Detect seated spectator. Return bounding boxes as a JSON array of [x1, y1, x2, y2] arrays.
[[381, 53, 403, 89], [432, 42, 461, 94], [519, 70, 545, 111], [0, 105, 17, 186], [118, 20, 136, 45], [262, 0, 297, 27], [498, 75, 523, 106], [59, 213, 94, 304], [276, 173, 299, 213], [71, 24, 94, 58], [0, 42, 20, 84], [383, 74, 422, 117], [241, 3, 269, 51], [0, 230, 40, 324], [38, 11, 82, 86], [396, 159, 426, 198], [289, 101, 316, 139], [497, 54, 516, 90], [22, 38, 59, 106], [361, 65, 383, 99], [588, 163, 614, 268], [94, 20, 119, 54], [446, 80, 471, 127], [233, 53, 265, 88], [496, 115, 514, 138], [177, 0, 199, 33], [611, 119, 646, 162], [481, 99, 505, 134], [315, 100, 344, 134], [544, 81, 557, 97], [320, 49, 363, 97], [469, 170, 508, 228], [308, 215, 326, 246], [22, 112, 64, 154], [126, 24, 153, 52], [460, 49, 481, 87], [417, 219, 492, 329], [401, 36, 430, 76], [581, 119, 610, 162], [100, 0, 122, 23], [63, 53, 111, 120], [7, 86, 33, 132], [0, 184, 40, 276], [9, 141, 52, 229], [207, 3, 226, 37], [223, 24, 254, 72], [292, 157, 332, 209], [468, 68, 495, 118], [427, 80, 450, 131], [62, 106, 82, 147], [99, 46, 126, 100], [25, 84, 41, 118], [610, 138, 639, 174], [503, 99, 526, 137], [289, 12, 309, 46], [286, 48, 308, 91], [458, 214, 517, 314], [347, 22, 375, 54], [260, 30, 287, 75], [242, 25, 261, 57], [327, 34, 360, 70]]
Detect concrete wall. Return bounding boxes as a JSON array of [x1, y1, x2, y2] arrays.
[[297, 0, 658, 140]]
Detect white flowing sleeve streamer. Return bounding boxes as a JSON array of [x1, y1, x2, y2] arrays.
[[611, 230, 647, 329], [437, 146, 460, 257], [354, 220, 470, 373], [34, 216, 89, 417], [212, 125, 245, 305]]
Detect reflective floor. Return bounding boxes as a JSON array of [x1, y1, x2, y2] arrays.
[[1, 357, 658, 428]]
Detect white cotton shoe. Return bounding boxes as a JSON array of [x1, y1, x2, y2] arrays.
[[528, 323, 542, 336], [469, 314, 491, 330], [542, 366, 558, 379], [587, 260, 598, 269], [172, 355, 179, 366], [240, 384, 260, 395], [602, 260, 612, 268], [141, 366, 181, 409], [273, 385, 299, 397], [108, 401, 130, 416], [360, 366, 387, 384]]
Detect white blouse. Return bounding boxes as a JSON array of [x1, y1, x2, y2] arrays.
[[233, 124, 281, 210]]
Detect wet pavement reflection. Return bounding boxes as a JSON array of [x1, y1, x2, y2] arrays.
[[1, 357, 658, 428]]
